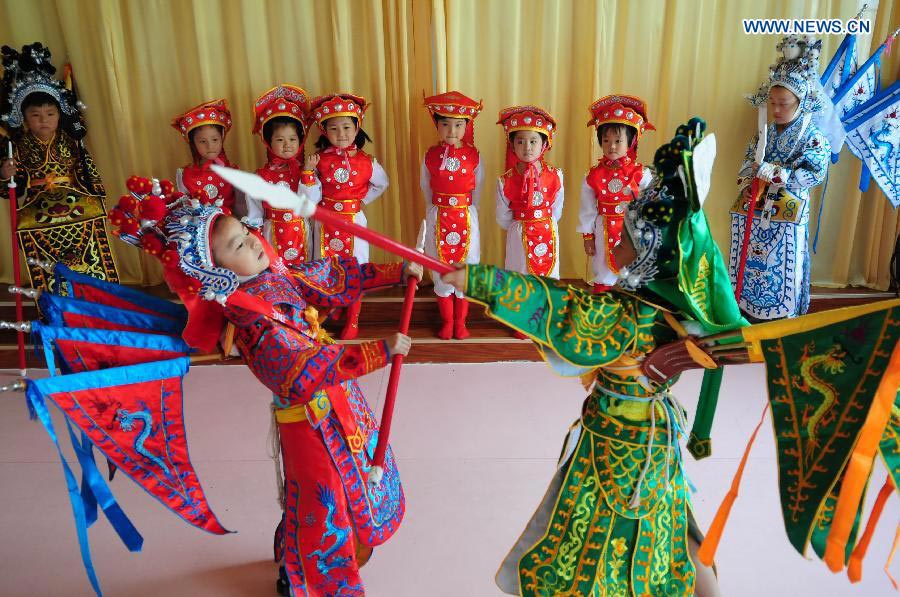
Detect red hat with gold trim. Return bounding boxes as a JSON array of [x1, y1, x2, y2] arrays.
[[424, 91, 483, 120], [587, 94, 655, 140], [252, 84, 311, 137], [309, 93, 369, 133], [497, 105, 557, 147], [172, 99, 233, 141]]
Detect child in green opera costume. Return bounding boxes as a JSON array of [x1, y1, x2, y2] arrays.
[[443, 119, 746, 597]]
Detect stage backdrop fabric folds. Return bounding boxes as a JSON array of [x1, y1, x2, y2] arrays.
[[0, 0, 896, 289]]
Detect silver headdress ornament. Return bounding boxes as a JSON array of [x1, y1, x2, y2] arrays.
[[749, 35, 825, 114], [111, 176, 239, 305], [0, 43, 88, 138], [617, 185, 672, 291]]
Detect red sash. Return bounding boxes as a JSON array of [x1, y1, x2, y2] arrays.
[[267, 207, 310, 262], [432, 193, 473, 264], [257, 164, 309, 262], [425, 144, 480, 265], [319, 197, 361, 258], [586, 159, 644, 272], [503, 166, 561, 276]]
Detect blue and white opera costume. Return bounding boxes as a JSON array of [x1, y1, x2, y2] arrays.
[[729, 35, 831, 320]]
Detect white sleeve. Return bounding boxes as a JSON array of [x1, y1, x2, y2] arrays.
[[495, 178, 514, 230], [577, 175, 598, 234], [420, 160, 432, 205], [243, 195, 264, 228], [551, 169, 565, 222], [303, 176, 322, 204], [472, 159, 484, 207], [638, 166, 654, 190], [363, 159, 389, 205], [175, 168, 187, 195]]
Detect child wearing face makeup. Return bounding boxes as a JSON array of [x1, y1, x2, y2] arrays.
[[495, 106, 564, 287], [110, 178, 420, 596], [172, 99, 240, 212], [578, 95, 655, 293], [304, 93, 389, 340], [421, 92, 484, 340], [244, 85, 317, 264]]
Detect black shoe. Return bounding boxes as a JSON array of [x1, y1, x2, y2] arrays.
[[275, 566, 290, 596]]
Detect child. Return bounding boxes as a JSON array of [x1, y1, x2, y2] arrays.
[[245, 84, 318, 263], [110, 176, 420, 596], [0, 42, 119, 290], [496, 106, 563, 339], [495, 106, 564, 280], [172, 99, 240, 212], [443, 119, 739, 597], [304, 93, 389, 340], [729, 35, 830, 321], [578, 94, 655, 292], [421, 91, 483, 340]]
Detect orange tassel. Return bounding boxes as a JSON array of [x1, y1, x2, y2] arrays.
[[887, 524, 899, 590], [824, 341, 900, 572], [847, 475, 895, 582], [696, 403, 769, 566]]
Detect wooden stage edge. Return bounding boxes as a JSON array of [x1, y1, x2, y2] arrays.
[[0, 282, 894, 367]]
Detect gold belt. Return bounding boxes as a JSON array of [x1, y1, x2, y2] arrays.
[[274, 390, 332, 424], [31, 175, 74, 188]]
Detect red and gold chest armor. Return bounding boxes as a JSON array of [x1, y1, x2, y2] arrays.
[[257, 163, 309, 263], [586, 157, 645, 271], [425, 143, 480, 265], [316, 150, 374, 258], [502, 164, 561, 276], [180, 163, 237, 211]]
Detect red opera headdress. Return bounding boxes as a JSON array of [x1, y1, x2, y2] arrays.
[[425, 91, 483, 145], [309, 93, 369, 133], [171, 99, 233, 141], [109, 175, 284, 352], [252, 84, 310, 137], [497, 105, 557, 147], [587, 94, 654, 140]]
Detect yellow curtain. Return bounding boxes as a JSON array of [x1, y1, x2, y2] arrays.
[[0, 0, 896, 289]]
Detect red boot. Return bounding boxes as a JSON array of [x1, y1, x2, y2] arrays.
[[453, 296, 470, 340], [436, 295, 454, 340], [339, 300, 362, 340]]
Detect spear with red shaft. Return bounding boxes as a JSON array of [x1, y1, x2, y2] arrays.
[[212, 165, 454, 276], [365, 220, 427, 485], [212, 166, 454, 485], [733, 107, 768, 302], [6, 140, 26, 375]]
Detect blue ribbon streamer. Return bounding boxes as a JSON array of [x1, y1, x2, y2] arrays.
[[26, 384, 104, 597], [812, 168, 830, 254], [859, 163, 872, 192], [79, 432, 98, 527], [64, 420, 143, 552]]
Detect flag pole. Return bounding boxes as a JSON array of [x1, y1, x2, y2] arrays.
[[6, 141, 26, 376]]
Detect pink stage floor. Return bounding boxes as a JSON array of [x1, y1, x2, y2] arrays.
[[1, 362, 896, 596]]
